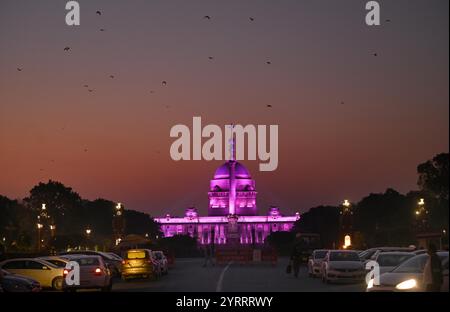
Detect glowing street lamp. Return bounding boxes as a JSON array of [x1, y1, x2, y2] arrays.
[[418, 198, 425, 206], [86, 228, 92, 236], [343, 235, 351, 249], [37, 223, 43, 229], [343, 199, 351, 207]]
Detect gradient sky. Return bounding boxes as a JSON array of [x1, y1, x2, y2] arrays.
[[0, 0, 448, 217]]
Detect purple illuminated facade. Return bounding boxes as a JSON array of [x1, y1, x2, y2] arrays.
[[155, 160, 300, 245]]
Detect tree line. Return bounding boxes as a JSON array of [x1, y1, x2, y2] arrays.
[[292, 153, 449, 248], [0, 153, 448, 252]]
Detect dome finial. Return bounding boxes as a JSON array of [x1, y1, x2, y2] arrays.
[[227, 123, 236, 161]]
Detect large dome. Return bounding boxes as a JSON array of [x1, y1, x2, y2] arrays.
[[214, 161, 251, 179]]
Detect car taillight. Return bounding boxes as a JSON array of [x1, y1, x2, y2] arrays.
[[122, 260, 126, 265], [63, 269, 70, 276], [94, 268, 102, 275]]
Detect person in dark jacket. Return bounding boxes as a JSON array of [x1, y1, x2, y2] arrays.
[[290, 242, 304, 278], [423, 243, 443, 292]]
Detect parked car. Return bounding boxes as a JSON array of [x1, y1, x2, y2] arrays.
[[321, 250, 365, 284], [61, 255, 112, 292], [371, 252, 415, 274], [0, 269, 41, 292], [307, 249, 328, 277], [59, 250, 122, 277], [121, 249, 161, 281], [152, 251, 169, 275], [0, 258, 65, 290], [367, 251, 449, 292]]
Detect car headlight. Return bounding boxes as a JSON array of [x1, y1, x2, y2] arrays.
[[395, 279, 417, 290], [367, 278, 374, 289]]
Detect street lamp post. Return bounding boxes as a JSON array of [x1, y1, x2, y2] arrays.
[[37, 223, 43, 252], [85, 228, 92, 250], [415, 198, 429, 233], [339, 199, 354, 249], [113, 202, 125, 246]]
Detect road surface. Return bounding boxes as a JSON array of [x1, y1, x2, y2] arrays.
[[112, 257, 366, 292]]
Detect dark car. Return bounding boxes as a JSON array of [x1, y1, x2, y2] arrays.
[[1, 269, 42, 292], [59, 251, 122, 277]]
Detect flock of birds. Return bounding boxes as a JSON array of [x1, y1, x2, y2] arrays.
[[16, 11, 279, 105], [14, 9, 388, 171]]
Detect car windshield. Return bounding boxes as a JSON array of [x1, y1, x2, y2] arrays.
[[126, 251, 147, 259], [314, 251, 327, 259], [330, 252, 360, 262], [377, 254, 414, 267], [393, 254, 448, 273]]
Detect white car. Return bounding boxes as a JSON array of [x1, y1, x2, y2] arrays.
[[321, 250, 365, 283], [367, 251, 449, 292], [372, 252, 415, 274], [152, 251, 169, 275], [308, 250, 328, 277]]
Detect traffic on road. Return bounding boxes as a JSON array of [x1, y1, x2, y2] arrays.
[[0, 246, 447, 292]]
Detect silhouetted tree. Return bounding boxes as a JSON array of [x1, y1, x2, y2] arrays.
[[417, 153, 449, 230], [293, 206, 340, 248], [83, 199, 114, 237], [158, 235, 199, 257], [124, 210, 161, 239], [0, 195, 34, 251], [355, 188, 414, 247], [266, 231, 296, 255], [24, 180, 83, 235]]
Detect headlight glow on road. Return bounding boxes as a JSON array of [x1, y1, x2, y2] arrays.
[[395, 279, 416, 290]]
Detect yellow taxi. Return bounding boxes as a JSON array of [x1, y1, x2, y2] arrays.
[[121, 249, 159, 281]]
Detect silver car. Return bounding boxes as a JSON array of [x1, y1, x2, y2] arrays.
[[367, 251, 449, 292], [321, 250, 365, 283], [61, 255, 113, 292], [308, 250, 328, 277]]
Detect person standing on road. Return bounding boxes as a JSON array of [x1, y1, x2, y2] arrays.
[[423, 243, 443, 292], [203, 243, 215, 267], [290, 242, 303, 278]]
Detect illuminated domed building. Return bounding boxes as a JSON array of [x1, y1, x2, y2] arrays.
[[155, 145, 299, 245]]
